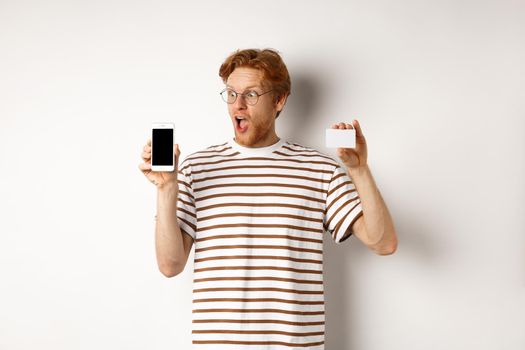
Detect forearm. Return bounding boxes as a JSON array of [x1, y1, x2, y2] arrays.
[[155, 183, 185, 275], [347, 165, 397, 250]]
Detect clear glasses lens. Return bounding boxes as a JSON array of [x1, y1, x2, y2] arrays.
[[221, 89, 235, 103], [220, 89, 259, 105], [244, 91, 258, 105]]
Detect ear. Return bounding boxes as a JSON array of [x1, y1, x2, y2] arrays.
[[275, 93, 289, 112]]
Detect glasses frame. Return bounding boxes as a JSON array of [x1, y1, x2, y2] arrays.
[[220, 88, 274, 106]]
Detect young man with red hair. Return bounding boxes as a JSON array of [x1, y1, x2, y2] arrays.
[[139, 48, 397, 349]]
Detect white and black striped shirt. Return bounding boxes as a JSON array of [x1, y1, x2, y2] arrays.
[[176, 137, 363, 349]]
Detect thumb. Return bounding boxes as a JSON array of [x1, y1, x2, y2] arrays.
[[174, 144, 180, 168]]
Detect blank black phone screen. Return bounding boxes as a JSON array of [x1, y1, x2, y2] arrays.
[[152, 129, 173, 166]]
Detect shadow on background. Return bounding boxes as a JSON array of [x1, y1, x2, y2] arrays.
[[280, 70, 324, 146], [323, 212, 436, 349], [323, 237, 355, 350], [285, 72, 435, 349], [285, 71, 356, 349]]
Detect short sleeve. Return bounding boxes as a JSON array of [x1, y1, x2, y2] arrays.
[[324, 165, 363, 244], [176, 158, 197, 241]]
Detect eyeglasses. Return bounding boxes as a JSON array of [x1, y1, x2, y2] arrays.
[[220, 88, 273, 106]]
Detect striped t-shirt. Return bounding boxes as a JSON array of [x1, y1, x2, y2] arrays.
[[176, 137, 363, 349]]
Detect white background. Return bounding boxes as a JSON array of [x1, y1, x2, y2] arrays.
[[1, 0, 524, 349]]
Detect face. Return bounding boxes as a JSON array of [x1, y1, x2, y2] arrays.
[[225, 67, 287, 147]]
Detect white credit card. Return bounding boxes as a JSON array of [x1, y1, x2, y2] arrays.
[[326, 128, 356, 148]]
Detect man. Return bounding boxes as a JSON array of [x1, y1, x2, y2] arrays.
[[139, 48, 397, 349]]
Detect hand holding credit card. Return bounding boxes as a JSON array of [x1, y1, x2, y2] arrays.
[[325, 120, 368, 170]]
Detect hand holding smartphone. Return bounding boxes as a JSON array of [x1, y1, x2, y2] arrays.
[[138, 122, 179, 189]]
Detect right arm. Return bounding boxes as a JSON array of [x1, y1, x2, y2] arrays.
[[139, 140, 194, 278], [155, 183, 194, 277]]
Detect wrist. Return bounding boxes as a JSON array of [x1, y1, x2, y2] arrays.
[[347, 164, 370, 179], [157, 181, 178, 193], [157, 182, 179, 204], [155, 181, 179, 223]]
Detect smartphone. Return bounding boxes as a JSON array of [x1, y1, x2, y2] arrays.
[[151, 122, 175, 172]]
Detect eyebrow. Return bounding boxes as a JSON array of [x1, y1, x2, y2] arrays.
[[225, 84, 262, 91]]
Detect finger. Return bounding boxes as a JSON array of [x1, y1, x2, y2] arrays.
[[141, 151, 151, 161], [352, 119, 365, 138], [143, 144, 151, 152], [338, 122, 345, 129], [142, 175, 158, 186], [174, 144, 180, 163], [139, 162, 151, 171], [147, 138, 151, 146]]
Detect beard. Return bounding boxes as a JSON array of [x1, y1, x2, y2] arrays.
[[235, 118, 274, 147]]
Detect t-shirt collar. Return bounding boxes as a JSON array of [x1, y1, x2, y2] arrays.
[[228, 137, 286, 156]]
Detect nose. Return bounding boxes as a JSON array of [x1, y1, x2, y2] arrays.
[[233, 94, 248, 110]]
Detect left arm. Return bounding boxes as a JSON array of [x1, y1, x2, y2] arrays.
[[347, 165, 397, 255], [332, 119, 398, 255]]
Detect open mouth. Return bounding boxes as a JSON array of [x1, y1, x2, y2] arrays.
[[235, 117, 248, 132]]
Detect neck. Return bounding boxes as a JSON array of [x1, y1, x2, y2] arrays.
[[235, 132, 280, 148]]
